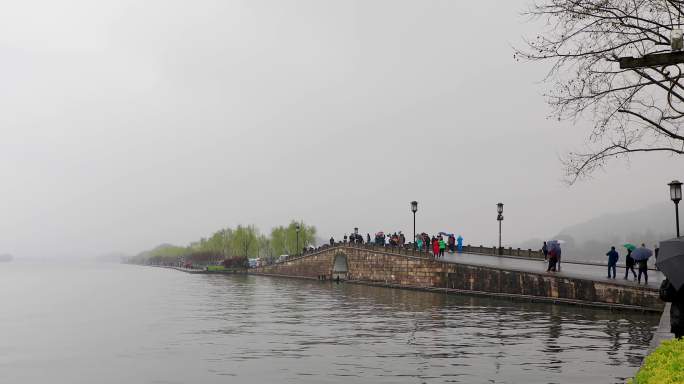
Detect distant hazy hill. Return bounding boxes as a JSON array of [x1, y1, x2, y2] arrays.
[[0, 254, 13, 262], [517, 203, 676, 262]]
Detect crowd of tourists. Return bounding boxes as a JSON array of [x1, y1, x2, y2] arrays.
[[602, 243, 659, 284], [330, 231, 408, 247], [415, 233, 463, 257], [539, 240, 659, 285], [329, 229, 464, 259]]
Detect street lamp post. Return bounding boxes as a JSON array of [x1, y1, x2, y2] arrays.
[[295, 223, 301, 255], [411, 201, 418, 248], [497, 203, 504, 255], [669, 180, 682, 238]]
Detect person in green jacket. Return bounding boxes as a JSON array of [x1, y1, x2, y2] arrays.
[[438, 237, 446, 257], [416, 237, 423, 251]]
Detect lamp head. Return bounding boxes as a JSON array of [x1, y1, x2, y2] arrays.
[[670, 180, 682, 203], [672, 29, 683, 51]]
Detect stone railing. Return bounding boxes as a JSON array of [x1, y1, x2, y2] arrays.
[[462, 245, 544, 259], [270, 242, 544, 266]]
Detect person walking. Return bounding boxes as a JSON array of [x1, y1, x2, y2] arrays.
[[637, 258, 649, 284], [448, 235, 456, 253], [542, 241, 548, 261], [438, 237, 446, 257], [416, 236, 423, 251], [637, 243, 649, 284], [432, 237, 440, 258], [367, 233, 371, 244], [624, 248, 637, 280], [605, 246, 619, 279], [329, 237, 335, 246], [547, 247, 558, 272], [660, 279, 684, 339]]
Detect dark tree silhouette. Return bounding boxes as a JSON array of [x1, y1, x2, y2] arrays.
[[516, 0, 684, 182]]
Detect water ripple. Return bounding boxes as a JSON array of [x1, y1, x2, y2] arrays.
[[0, 264, 661, 384]]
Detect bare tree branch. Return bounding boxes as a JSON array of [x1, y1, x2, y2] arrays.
[[516, 0, 684, 183]]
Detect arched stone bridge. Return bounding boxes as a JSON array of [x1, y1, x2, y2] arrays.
[[252, 243, 663, 312]]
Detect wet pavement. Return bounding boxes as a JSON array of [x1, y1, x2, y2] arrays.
[[438, 252, 663, 289]]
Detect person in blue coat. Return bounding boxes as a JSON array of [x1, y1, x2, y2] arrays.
[[606, 246, 619, 279]]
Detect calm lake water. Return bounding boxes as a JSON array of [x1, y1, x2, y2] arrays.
[[0, 261, 660, 384]]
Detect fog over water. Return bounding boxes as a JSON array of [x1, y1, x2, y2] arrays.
[[1, 1, 682, 259]]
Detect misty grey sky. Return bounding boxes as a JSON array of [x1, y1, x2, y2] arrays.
[[2, 0, 682, 258]]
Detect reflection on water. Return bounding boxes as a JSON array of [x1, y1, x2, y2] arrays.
[[0, 262, 659, 384]]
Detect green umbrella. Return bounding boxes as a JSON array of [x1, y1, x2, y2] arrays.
[[623, 243, 637, 251]]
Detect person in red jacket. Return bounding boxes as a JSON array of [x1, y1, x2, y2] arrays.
[[432, 237, 440, 258]]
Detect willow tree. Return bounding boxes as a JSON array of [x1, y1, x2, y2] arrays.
[[231, 224, 259, 258], [270, 221, 317, 256], [257, 234, 273, 260], [516, 0, 684, 182]]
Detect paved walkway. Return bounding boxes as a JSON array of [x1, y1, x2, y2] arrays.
[[437, 252, 664, 289]]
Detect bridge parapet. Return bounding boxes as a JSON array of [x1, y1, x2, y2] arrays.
[[251, 244, 662, 312], [272, 242, 544, 266]]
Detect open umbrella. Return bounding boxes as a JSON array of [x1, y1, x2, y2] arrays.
[[623, 243, 637, 251], [631, 247, 653, 261], [656, 238, 684, 290], [547, 240, 561, 253]]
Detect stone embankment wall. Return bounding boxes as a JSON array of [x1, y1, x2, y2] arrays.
[[445, 263, 661, 310], [252, 244, 663, 311]]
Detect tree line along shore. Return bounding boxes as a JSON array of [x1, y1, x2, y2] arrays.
[[127, 220, 316, 267]]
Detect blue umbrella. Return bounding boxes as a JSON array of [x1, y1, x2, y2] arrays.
[[631, 247, 653, 261], [547, 240, 561, 253]]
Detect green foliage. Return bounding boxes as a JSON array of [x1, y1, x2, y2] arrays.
[[189, 228, 233, 257], [257, 234, 273, 260], [231, 225, 259, 258], [130, 220, 317, 265], [128, 244, 190, 265], [270, 221, 317, 256], [629, 338, 684, 384]]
